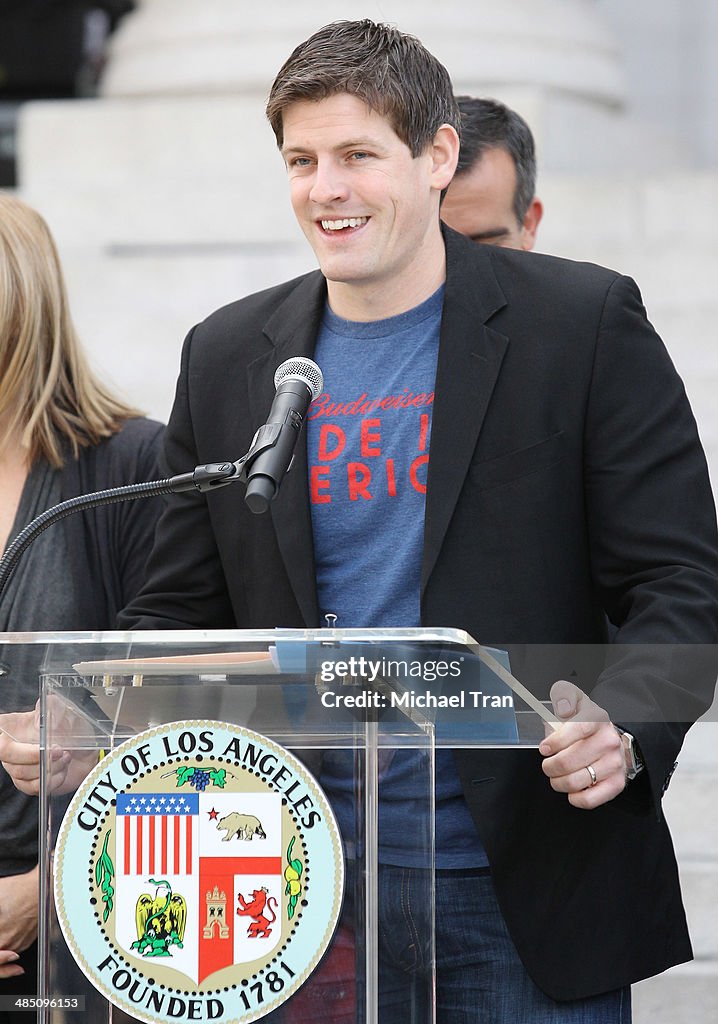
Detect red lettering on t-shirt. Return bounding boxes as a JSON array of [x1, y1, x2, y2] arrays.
[[348, 462, 372, 500], [318, 423, 346, 461], [361, 418, 381, 457], [386, 458, 397, 497], [310, 465, 331, 504], [418, 413, 430, 452], [410, 454, 429, 494]]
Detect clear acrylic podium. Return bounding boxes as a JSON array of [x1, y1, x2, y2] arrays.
[[0, 628, 544, 1024]]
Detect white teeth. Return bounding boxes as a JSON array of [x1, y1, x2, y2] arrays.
[[321, 217, 368, 231]]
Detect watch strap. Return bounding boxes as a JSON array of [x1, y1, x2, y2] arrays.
[[615, 727, 645, 781]]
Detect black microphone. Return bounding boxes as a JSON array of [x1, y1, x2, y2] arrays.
[[244, 357, 323, 514]]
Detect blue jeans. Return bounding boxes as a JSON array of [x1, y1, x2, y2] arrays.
[[377, 866, 631, 1024], [272, 865, 631, 1023]]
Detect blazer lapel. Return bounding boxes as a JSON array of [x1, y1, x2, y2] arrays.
[[247, 272, 327, 626], [422, 232, 509, 592], [243, 237, 509, 617]]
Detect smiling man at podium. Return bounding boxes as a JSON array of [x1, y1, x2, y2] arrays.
[[110, 18, 718, 1024]]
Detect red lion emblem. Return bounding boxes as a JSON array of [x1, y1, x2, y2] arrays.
[[237, 887, 278, 938]]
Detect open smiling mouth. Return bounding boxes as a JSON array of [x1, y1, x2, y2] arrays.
[[319, 216, 369, 233]]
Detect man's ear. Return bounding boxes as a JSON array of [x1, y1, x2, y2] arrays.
[[520, 197, 544, 251], [430, 124, 460, 192]]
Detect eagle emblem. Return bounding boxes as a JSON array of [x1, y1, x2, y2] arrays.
[[131, 878, 188, 957]]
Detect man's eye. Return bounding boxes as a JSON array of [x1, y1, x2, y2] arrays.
[[289, 157, 312, 168], [349, 152, 370, 161]]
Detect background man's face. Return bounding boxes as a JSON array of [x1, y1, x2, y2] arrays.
[[441, 146, 540, 250]]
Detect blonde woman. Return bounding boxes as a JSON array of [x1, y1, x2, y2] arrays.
[[0, 193, 163, 1013]]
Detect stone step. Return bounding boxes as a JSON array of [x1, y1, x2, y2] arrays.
[[664, 770, 718, 857], [633, 961, 718, 1024], [678, 862, 718, 959], [539, 173, 718, 252]]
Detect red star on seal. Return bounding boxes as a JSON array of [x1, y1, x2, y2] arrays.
[[208, 807, 219, 820]]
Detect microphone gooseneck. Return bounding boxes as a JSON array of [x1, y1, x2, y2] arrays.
[[0, 357, 323, 598]]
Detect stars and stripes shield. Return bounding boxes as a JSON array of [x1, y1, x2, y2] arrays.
[[114, 791, 284, 985]]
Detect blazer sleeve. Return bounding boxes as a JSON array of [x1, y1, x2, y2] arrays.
[[583, 274, 718, 808], [118, 328, 238, 629]]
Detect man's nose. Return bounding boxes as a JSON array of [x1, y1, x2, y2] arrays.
[[309, 160, 349, 205]]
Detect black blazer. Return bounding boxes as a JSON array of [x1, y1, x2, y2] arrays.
[[122, 229, 718, 1000]]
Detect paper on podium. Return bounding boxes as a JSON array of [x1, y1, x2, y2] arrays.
[[72, 650, 276, 677]]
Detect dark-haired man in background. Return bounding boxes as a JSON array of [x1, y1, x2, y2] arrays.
[[442, 95, 543, 250]]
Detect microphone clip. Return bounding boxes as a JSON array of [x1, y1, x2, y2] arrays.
[[169, 419, 293, 495]]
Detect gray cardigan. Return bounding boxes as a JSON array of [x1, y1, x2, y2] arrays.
[[0, 416, 164, 876]]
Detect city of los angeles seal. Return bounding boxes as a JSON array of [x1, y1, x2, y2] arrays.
[[54, 720, 344, 1023]]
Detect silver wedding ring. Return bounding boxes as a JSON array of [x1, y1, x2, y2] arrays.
[[585, 764, 598, 787]]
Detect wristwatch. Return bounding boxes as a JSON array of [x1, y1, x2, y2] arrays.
[[615, 727, 645, 781]]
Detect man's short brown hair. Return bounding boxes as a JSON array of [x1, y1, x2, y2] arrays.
[[266, 19, 460, 157]]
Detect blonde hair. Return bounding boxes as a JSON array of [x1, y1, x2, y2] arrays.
[[0, 192, 141, 468]]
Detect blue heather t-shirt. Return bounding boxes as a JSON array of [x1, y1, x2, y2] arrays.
[[307, 286, 493, 868]]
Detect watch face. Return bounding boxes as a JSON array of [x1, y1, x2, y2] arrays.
[[619, 729, 643, 778]]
